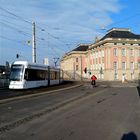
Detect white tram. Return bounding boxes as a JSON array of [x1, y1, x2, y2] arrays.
[[9, 61, 63, 89]]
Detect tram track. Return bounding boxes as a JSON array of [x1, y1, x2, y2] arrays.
[[0, 81, 82, 103], [0, 84, 82, 104]]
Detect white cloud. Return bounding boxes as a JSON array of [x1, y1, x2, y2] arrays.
[[0, 0, 121, 64]]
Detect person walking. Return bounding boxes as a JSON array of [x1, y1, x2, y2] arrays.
[[91, 74, 97, 87]]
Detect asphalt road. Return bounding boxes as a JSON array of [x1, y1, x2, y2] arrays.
[[0, 83, 140, 140], [0, 81, 77, 100]]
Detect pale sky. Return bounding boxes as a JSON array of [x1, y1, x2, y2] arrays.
[[0, 0, 140, 65]]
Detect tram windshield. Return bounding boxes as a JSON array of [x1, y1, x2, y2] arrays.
[[10, 65, 24, 81]]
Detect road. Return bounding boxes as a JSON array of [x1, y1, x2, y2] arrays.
[[0, 81, 77, 100], [0, 82, 140, 140]]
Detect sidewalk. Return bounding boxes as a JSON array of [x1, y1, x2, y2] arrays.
[[83, 80, 139, 88], [1, 79, 139, 90], [98, 80, 139, 87]]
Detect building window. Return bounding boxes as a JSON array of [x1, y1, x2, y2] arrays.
[[138, 50, 140, 57], [114, 43, 117, 45], [131, 73, 134, 80], [113, 48, 118, 56], [130, 49, 134, 56], [99, 51, 101, 57], [102, 50, 104, 57], [122, 43, 125, 45], [114, 61, 118, 80], [95, 52, 97, 58], [97, 52, 99, 58], [122, 48, 126, 56], [138, 62, 140, 69], [76, 58, 78, 62], [130, 62, 134, 70], [76, 65, 78, 71], [114, 73, 118, 80], [122, 62, 126, 70], [113, 61, 118, 70]]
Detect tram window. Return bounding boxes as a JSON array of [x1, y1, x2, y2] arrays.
[[55, 71, 59, 79], [50, 71, 54, 80], [10, 65, 24, 81], [24, 69, 48, 81], [55, 72, 57, 79], [24, 71, 28, 80], [50, 71, 59, 80]]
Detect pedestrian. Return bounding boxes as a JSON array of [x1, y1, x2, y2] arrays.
[[91, 74, 97, 87], [122, 74, 127, 83]]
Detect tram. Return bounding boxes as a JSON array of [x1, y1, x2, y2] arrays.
[[9, 61, 63, 89]]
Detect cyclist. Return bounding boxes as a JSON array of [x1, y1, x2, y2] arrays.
[[91, 74, 97, 87]]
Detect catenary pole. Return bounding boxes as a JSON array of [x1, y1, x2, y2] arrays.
[[32, 22, 36, 63]]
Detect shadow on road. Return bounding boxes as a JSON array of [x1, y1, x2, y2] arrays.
[[121, 132, 138, 140]]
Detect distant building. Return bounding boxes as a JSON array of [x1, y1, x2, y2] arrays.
[[89, 28, 140, 81], [60, 44, 89, 80], [43, 58, 49, 65], [60, 28, 140, 81]]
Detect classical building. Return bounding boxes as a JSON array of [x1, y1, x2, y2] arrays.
[[60, 44, 89, 80], [60, 28, 140, 81], [89, 28, 140, 81]]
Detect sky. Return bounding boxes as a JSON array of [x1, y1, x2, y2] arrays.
[[0, 0, 140, 66]]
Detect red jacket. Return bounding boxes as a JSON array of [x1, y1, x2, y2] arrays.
[[91, 75, 97, 80]]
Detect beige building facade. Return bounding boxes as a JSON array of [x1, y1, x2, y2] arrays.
[[60, 44, 88, 80], [61, 28, 140, 81]]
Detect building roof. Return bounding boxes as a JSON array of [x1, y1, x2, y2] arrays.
[[100, 28, 140, 41], [71, 44, 89, 52]]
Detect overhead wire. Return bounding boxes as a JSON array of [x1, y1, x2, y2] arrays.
[[0, 6, 73, 51], [0, 20, 47, 46], [0, 6, 32, 24], [0, 5, 122, 58], [0, 35, 29, 46], [0, 6, 95, 64], [0, 6, 90, 48], [0, 21, 31, 37], [2, 18, 31, 31]]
